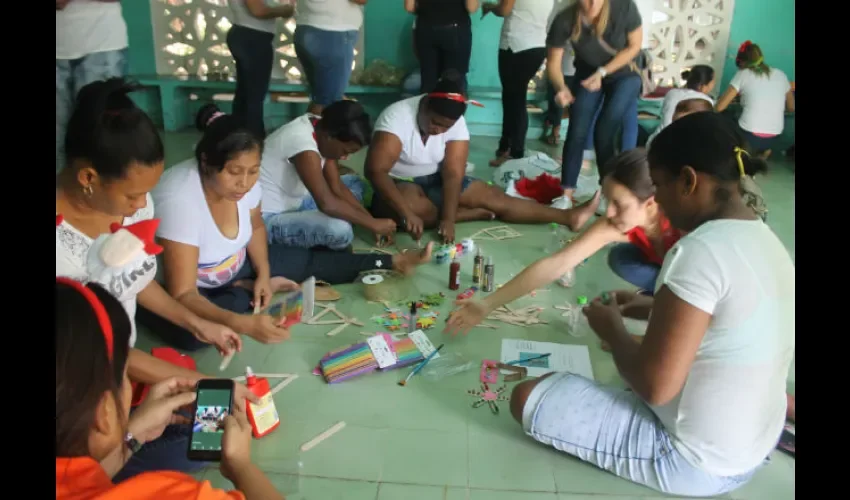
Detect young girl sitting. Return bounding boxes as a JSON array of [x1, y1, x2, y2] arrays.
[[445, 148, 681, 334], [56, 279, 283, 499]]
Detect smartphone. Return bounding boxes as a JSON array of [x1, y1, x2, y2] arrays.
[[187, 379, 234, 462]]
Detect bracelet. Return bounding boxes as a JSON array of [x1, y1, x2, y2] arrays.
[[597, 67, 608, 78], [124, 432, 143, 453]]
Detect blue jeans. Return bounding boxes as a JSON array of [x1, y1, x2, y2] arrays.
[[262, 174, 365, 250], [561, 72, 642, 189], [294, 25, 358, 106], [56, 49, 128, 172], [607, 243, 660, 293], [522, 373, 759, 497], [112, 423, 203, 483], [227, 24, 275, 138]]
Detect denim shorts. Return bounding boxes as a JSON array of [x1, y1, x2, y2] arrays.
[[294, 25, 358, 106], [522, 372, 759, 497], [393, 172, 475, 210]]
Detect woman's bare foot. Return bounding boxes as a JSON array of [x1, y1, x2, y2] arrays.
[[564, 190, 601, 231], [489, 150, 511, 167], [392, 242, 434, 275]]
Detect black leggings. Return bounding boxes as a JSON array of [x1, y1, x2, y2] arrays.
[[498, 47, 547, 158], [137, 244, 393, 351]]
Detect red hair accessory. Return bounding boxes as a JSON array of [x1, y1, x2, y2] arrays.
[[56, 277, 114, 361], [428, 92, 484, 108], [738, 40, 752, 53], [57, 214, 64, 226]]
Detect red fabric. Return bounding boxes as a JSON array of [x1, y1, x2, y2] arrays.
[[514, 174, 564, 205], [131, 348, 197, 407], [625, 216, 682, 265]]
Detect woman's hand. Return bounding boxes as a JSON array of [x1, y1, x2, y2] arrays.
[[554, 86, 575, 107], [582, 292, 627, 343], [438, 220, 456, 244], [402, 213, 425, 240], [233, 382, 260, 411], [581, 72, 603, 92], [219, 404, 255, 482], [249, 314, 292, 344], [609, 289, 654, 320], [253, 275, 273, 311], [370, 218, 398, 244], [444, 299, 491, 336], [191, 318, 242, 355], [128, 378, 198, 445]]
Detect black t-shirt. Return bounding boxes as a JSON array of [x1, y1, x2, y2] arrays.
[[416, 0, 471, 27], [547, 0, 642, 76]]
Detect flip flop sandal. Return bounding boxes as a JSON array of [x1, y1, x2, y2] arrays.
[[546, 126, 561, 146], [314, 280, 341, 302]]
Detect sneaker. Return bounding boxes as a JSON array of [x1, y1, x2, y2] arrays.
[[550, 196, 573, 210], [595, 194, 608, 216]]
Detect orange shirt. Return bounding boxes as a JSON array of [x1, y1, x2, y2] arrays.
[[56, 457, 246, 500]]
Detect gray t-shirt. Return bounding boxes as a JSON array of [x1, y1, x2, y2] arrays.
[[546, 0, 642, 77]]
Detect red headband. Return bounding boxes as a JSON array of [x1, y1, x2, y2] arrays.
[[428, 92, 484, 108], [56, 277, 114, 361]]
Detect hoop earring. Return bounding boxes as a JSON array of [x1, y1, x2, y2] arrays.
[[83, 185, 94, 197]]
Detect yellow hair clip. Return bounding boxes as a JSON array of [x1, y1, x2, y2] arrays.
[[733, 147, 749, 178]]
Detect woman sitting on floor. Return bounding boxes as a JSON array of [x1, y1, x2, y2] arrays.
[[56, 78, 258, 481], [56, 279, 283, 500], [507, 112, 795, 496], [446, 148, 682, 333], [716, 41, 795, 159], [365, 71, 600, 244], [255, 100, 397, 250], [151, 108, 433, 349]]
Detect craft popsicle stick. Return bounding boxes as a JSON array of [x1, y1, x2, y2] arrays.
[[300, 421, 346, 452], [232, 373, 297, 382], [271, 375, 299, 395]]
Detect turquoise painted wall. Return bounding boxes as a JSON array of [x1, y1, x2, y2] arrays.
[[720, 0, 796, 92]]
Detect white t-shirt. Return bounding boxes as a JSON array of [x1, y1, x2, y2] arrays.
[[730, 68, 791, 136], [230, 0, 278, 33], [259, 115, 324, 214], [152, 161, 263, 289], [56, 0, 128, 60], [55, 194, 157, 348], [373, 95, 470, 178], [296, 0, 364, 32], [500, 0, 556, 52], [652, 219, 795, 476], [549, 0, 576, 75], [645, 88, 714, 149]]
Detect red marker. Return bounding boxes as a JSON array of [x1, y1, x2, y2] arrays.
[[457, 286, 478, 300]]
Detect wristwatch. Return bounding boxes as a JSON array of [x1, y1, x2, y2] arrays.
[[124, 432, 143, 453], [597, 67, 608, 78]]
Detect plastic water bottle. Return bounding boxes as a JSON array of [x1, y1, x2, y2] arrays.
[[544, 223, 561, 253], [567, 296, 588, 337]]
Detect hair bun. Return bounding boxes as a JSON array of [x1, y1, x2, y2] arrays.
[[195, 103, 223, 132], [680, 70, 691, 80]]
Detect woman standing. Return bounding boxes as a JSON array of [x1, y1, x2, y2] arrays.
[[406, 0, 479, 93], [484, 0, 555, 167], [294, 0, 367, 115], [227, 0, 295, 139], [716, 41, 795, 158], [546, 0, 643, 202]]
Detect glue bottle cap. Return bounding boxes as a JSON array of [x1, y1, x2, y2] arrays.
[[549, 222, 558, 229], [577, 296, 588, 305], [486, 256, 493, 265], [245, 366, 255, 377]]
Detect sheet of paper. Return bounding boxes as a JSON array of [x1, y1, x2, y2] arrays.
[[500, 339, 594, 379], [367, 335, 397, 369], [408, 330, 440, 359]]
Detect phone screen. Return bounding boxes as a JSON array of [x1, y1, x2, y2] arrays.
[[190, 387, 233, 453]]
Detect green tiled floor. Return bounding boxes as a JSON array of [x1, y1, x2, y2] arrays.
[[143, 131, 796, 499]]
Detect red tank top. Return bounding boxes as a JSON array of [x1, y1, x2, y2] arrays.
[[625, 216, 682, 265]]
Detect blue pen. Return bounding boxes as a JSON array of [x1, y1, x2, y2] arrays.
[[398, 343, 445, 386], [505, 353, 551, 366]]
